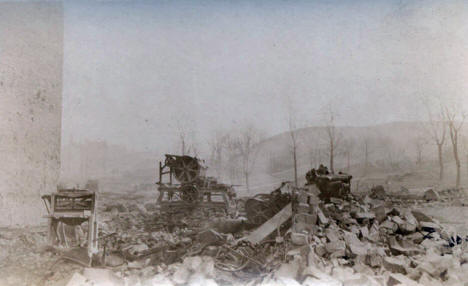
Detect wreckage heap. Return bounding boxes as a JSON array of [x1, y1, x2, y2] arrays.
[[27, 165, 468, 286], [157, 154, 236, 224]]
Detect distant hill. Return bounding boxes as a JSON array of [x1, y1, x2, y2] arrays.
[[60, 121, 467, 195], [234, 121, 466, 195]]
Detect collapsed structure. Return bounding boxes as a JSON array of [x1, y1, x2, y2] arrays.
[[34, 161, 468, 286], [157, 154, 236, 225], [41, 189, 98, 266]]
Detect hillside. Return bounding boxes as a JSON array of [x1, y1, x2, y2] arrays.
[[234, 121, 468, 195]]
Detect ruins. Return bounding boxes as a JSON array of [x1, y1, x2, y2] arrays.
[[1, 1, 468, 286]]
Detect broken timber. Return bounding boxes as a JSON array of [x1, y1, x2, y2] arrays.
[[245, 203, 292, 244]]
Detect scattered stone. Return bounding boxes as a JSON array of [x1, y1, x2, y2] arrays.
[[383, 256, 408, 274], [275, 258, 300, 280], [105, 253, 125, 267], [140, 265, 155, 277], [344, 232, 368, 256], [325, 241, 346, 257], [83, 268, 124, 286], [342, 274, 380, 286], [302, 266, 342, 286], [371, 206, 386, 223], [183, 256, 203, 271], [412, 210, 434, 223], [388, 273, 421, 286], [106, 204, 127, 213], [126, 203, 140, 212], [406, 232, 424, 244], [366, 252, 383, 268], [380, 220, 398, 233], [420, 221, 441, 233], [209, 218, 246, 234], [144, 274, 174, 286], [423, 189, 440, 201], [196, 229, 224, 246], [291, 232, 308, 245], [187, 273, 219, 286], [144, 203, 157, 212], [388, 237, 422, 256], [200, 256, 216, 278], [66, 272, 90, 286], [128, 260, 146, 269], [370, 185, 386, 200], [418, 272, 442, 286], [28, 176, 465, 286], [355, 212, 375, 222], [172, 265, 191, 284], [127, 243, 149, 255], [325, 227, 341, 242], [317, 207, 329, 225]]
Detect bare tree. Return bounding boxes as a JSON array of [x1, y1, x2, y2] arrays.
[[342, 138, 355, 172], [423, 100, 447, 180], [444, 105, 466, 188], [224, 137, 240, 184], [414, 136, 427, 167], [463, 136, 468, 178], [302, 129, 322, 169], [176, 117, 198, 156], [286, 97, 300, 186], [208, 130, 228, 178], [308, 147, 323, 169], [229, 125, 262, 193], [461, 136, 468, 179], [384, 142, 405, 171], [323, 105, 341, 174], [176, 119, 189, 155], [362, 137, 371, 175]]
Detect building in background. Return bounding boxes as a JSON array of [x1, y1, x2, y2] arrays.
[[0, 2, 63, 226]]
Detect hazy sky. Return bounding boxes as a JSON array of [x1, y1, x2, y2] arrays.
[[62, 0, 468, 152]]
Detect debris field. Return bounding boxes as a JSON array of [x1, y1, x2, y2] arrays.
[[2, 182, 468, 286]]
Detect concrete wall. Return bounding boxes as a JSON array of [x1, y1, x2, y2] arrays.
[[0, 2, 63, 226]]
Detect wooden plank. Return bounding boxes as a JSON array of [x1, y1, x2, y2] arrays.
[[245, 203, 292, 244]]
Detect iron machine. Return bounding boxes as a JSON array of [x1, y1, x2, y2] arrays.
[[157, 154, 235, 222]]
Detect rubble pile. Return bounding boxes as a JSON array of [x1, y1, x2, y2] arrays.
[[70, 187, 468, 286], [0, 227, 83, 285], [285, 193, 468, 286]]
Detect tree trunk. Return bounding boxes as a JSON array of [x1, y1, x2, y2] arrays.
[[245, 172, 250, 193], [364, 142, 368, 175], [346, 152, 350, 172], [330, 142, 334, 174], [455, 155, 461, 188], [417, 149, 422, 166], [437, 143, 444, 181], [293, 146, 298, 186], [451, 139, 461, 188]]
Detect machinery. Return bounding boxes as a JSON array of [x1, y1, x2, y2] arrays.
[[305, 165, 352, 201], [244, 182, 294, 225], [157, 154, 235, 220], [42, 189, 98, 266], [244, 165, 352, 225]]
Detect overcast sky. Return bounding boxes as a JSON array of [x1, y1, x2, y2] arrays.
[[62, 0, 468, 153]]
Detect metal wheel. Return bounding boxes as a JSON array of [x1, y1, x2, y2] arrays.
[[170, 156, 201, 183]]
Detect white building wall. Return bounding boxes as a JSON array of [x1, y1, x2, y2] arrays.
[[0, 2, 63, 226]]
